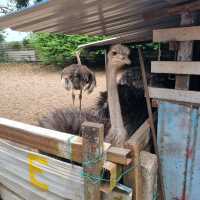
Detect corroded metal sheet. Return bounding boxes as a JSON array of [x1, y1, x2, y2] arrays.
[[158, 101, 200, 200]]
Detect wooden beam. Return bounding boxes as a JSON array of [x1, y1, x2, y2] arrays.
[[0, 118, 110, 163], [144, 1, 200, 20], [107, 147, 132, 166], [151, 61, 200, 75], [82, 122, 104, 200], [175, 13, 194, 90], [169, 1, 200, 15], [140, 151, 158, 200], [124, 119, 150, 200], [153, 26, 200, 42], [149, 87, 200, 104]]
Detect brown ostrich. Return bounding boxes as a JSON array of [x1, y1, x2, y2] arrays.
[[39, 44, 148, 147], [61, 51, 96, 110]]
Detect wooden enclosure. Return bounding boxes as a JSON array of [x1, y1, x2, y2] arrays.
[[151, 21, 200, 199], [0, 118, 157, 200]]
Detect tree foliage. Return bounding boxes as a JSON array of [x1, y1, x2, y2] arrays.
[[0, 30, 5, 43], [14, 0, 42, 9], [29, 33, 107, 67]]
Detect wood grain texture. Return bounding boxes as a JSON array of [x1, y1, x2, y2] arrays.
[[107, 147, 132, 166], [140, 151, 158, 200], [151, 61, 200, 75], [124, 119, 151, 200], [0, 118, 110, 163], [149, 87, 200, 104], [153, 26, 200, 42], [82, 122, 104, 200], [175, 13, 193, 90]]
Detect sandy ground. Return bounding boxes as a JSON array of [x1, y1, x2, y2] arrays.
[[0, 63, 106, 125]]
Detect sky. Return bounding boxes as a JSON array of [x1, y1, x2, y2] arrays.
[[1, 0, 32, 42]]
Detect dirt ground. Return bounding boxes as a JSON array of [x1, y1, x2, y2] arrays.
[[0, 63, 106, 125]]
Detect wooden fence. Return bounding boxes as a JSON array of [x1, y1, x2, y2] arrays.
[[0, 118, 157, 200]]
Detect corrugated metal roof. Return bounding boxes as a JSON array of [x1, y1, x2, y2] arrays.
[[0, 0, 193, 42]]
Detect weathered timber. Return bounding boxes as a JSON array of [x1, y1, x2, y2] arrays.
[[151, 61, 200, 75], [144, 1, 200, 20], [0, 118, 110, 163], [140, 151, 158, 200], [149, 87, 200, 104], [124, 119, 150, 200], [82, 122, 104, 200], [107, 147, 132, 166], [139, 48, 165, 200], [175, 13, 193, 90], [153, 26, 200, 42], [102, 185, 132, 200], [101, 161, 121, 193]]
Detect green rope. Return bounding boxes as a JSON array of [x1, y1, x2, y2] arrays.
[[66, 137, 158, 198], [81, 162, 140, 184]]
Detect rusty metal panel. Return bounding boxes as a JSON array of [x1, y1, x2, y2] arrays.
[[157, 101, 200, 200]]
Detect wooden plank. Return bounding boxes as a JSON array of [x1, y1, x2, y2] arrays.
[[124, 119, 151, 200], [103, 184, 132, 200], [175, 13, 193, 90], [0, 118, 110, 163], [151, 61, 200, 75], [149, 87, 200, 104], [153, 26, 200, 42], [144, 1, 200, 21], [107, 147, 132, 166], [82, 122, 103, 200], [101, 161, 121, 193], [140, 151, 158, 200]]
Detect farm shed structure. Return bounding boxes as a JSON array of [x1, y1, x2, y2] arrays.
[[1, 0, 200, 200], [0, 0, 198, 43]]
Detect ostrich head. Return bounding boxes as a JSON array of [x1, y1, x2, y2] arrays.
[[107, 44, 131, 70]]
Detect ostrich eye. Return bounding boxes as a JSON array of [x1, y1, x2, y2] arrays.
[[112, 51, 117, 56]]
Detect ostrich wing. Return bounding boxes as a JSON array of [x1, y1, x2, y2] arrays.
[[79, 65, 96, 93]]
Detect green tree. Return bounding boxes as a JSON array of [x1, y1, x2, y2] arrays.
[[14, 0, 43, 9], [29, 33, 107, 67], [0, 30, 5, 43]]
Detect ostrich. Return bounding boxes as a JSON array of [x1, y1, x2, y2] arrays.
[[39, 44, 148, 147], [61, 51, 96, 110]]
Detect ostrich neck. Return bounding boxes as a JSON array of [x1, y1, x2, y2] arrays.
[[106, 62, 124, 130]]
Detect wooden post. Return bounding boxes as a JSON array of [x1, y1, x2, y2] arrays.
[[140, 151, 158, 200], [81, 122, 104, 200], [175, 12, 194, 89], [124, 119, 151, 200]]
